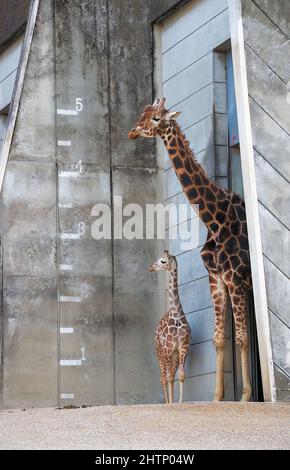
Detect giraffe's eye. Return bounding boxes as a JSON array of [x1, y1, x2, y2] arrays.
[[160, 259, 166, 264], [152, 117, 160, 122]]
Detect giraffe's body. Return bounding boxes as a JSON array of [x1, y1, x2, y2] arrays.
[[129, 98, 252, 401], [150, 250, 191, 404]]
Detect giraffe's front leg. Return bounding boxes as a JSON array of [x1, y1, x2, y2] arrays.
[[229, 288, 252, 401], [156, 347, 169, 404], [178, 345, 189, 403], [167, 354, 178, 404], [209, 274, 228, 402]]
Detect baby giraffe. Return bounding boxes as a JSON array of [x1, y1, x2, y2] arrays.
[[149, 250, 191, 404]]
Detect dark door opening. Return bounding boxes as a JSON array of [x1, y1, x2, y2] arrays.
[[226, 50, 263, 402]]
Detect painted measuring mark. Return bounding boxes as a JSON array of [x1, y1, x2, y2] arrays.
[[60, 393, 74, 399], [58, 140, 71, 147], [60, 327, 74, 334], [59, 160, 89, 180], [59, 170, 84, 178], [60, 295, 82, 303], [60, 232, 80, 240], [57, 98, 84, 116], [59, 202, 73, 209], [60, 221, 85, 240], [60, 359, 82, 366], [57, 109, 78, 116], [59, 264, 73, 271], [60, 348, 86, 366]]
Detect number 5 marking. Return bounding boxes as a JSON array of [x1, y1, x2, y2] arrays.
[[75, 98, 83, 112]]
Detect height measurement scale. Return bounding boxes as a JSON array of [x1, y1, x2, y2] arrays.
[[54, 1, 114, 406]]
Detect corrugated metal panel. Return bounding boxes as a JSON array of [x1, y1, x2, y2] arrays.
[[159, 0, 233, 400], [226, 50, 239, 146], [0, 37, 22, 112], [242, 0, 290, 400], [0, 0, 30, 48]]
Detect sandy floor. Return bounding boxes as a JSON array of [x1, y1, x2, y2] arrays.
[[0, 402, 289, 450]]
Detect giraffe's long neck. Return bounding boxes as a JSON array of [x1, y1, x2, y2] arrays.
[[160, 121, 229, 233], [168, 266, 182, 314]]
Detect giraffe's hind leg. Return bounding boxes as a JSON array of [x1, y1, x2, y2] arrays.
[[229, 287, 252, 401], [209, 273, 228, 402], [178, 344, 190, 403]]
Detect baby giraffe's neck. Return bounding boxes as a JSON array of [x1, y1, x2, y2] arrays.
[[168, 266, 182, 315]]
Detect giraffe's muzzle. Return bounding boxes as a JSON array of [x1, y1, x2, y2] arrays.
[[128, 127, 141, 140]]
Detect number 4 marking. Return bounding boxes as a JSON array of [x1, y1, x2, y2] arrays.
[[75, 98, 83, 113]]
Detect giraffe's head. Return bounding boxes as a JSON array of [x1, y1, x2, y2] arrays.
[[149, 250, 177, 272], [128, 98, 181, 140]]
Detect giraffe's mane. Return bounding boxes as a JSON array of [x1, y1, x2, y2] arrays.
[[172, 121, 207, 178]]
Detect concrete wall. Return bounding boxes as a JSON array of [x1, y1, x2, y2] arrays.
[[155, 0, 236, 401], [1, 0, 289, 408], [0, 0, 189, 409], [241, 0, 290, 401]]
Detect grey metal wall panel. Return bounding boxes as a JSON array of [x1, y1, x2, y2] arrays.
[[242, 0, 290, 400], [162, 0, 228, 53], [175, 371, 234, 401], [0, 37, 22, 111], [264, 257, 290, 329], [159, 0, 235, 401], [255, 151, 290, 229], [162, 8, 230, 81], [0, 0, 30, 48], [258, 203, 290, 279]]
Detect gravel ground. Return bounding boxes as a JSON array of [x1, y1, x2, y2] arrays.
[[0, 402, 289, 450]]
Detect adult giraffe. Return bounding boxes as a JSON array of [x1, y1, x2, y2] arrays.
[[128, 98, 252, 401]]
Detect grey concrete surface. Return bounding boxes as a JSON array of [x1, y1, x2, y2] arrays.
[[1, 0, 177, 409], [0, 402, 289, 450]]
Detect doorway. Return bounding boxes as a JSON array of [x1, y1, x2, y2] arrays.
[[226, 50, 263, 401]]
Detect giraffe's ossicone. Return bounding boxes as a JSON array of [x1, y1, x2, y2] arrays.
[[149, 250, 191, 404]]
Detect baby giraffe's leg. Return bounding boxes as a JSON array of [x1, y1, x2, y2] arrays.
[[167, 354, 178, 404], [160, 361, 169, 404], [178, 347, 188, 403], [157, 350, 168, 404]]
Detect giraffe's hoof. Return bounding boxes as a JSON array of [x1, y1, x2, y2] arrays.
[[240, 389, 252, 402], [213, 395, 224, 402]]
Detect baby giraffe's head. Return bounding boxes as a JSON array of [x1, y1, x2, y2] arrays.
[[149, 250, 177, 273], [128, 97, 181, 140]]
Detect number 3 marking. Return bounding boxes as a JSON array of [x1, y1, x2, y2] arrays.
[[78, 222, 85, 235]]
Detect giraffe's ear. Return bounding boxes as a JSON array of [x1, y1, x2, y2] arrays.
[[167, 111, 181, 120]]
